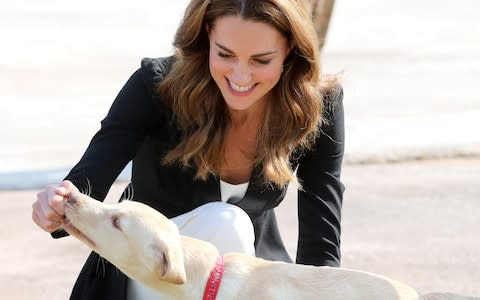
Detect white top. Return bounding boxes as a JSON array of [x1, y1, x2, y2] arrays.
[[220, 180, 249, 204]]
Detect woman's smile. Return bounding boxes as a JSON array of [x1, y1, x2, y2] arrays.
[[226, 77, 258, 96]]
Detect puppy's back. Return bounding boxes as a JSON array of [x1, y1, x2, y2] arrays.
[[223, 254, 419, 300]]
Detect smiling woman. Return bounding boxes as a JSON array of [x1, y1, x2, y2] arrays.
[[31, 0, 345, 299], [159, 0, 337, 188], [207, 16, 289, 113], [206, 16, 291, 184]]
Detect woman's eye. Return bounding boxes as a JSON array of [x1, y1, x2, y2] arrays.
[[112, 216, 121, 230], [218, 52, 231, 58], [255, 59, 271, 65]]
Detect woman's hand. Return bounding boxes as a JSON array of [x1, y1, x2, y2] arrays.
[[32, 180, 75, 233]]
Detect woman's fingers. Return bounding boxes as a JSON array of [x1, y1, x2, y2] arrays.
[[32, 183, 71, 233], [47, 185, 67, 217], [32, 200, 63, 233]]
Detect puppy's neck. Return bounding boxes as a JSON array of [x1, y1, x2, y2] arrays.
[[180, 235, 221, 282]]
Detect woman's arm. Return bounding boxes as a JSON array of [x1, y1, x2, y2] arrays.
[[49, 65, 161, 238], [296, 88, 345, 267], [63, 68, 157, 200]]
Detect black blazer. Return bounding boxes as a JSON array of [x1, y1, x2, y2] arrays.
[[55, 57, 345, 299]]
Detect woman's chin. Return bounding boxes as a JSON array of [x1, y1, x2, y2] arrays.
[[225, 102, 252, 111]]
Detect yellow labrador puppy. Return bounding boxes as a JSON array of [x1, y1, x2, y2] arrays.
[[62, 186, 477, 300]]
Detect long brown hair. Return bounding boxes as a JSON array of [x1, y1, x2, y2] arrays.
[[158, 0, 337, 188]]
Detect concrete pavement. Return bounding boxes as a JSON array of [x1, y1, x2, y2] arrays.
[[278, 158, 480, 297]]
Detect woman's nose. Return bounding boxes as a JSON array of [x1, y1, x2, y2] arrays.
[[230, 63, 252, 85]]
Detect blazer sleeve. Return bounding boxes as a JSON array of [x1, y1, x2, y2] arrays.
[[51, 66, 158, 238], [295, 88, 345, 267]]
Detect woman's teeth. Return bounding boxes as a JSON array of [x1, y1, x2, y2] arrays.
[[229, 80, 254, 92]]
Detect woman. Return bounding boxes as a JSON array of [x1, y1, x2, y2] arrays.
[[32, 0, 344, 299]]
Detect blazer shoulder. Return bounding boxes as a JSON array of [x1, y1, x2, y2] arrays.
[[140, 56, 176, 89], [321, 84, 344, 127]]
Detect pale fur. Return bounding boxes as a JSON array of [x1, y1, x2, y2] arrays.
[[63, 188, 478, 300]]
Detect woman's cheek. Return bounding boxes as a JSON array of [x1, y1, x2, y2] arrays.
[[255, 66, 282, 82], [210, 57, 229, 73]]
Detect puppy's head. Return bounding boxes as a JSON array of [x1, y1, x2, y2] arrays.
[[63, 190, 186, 286]]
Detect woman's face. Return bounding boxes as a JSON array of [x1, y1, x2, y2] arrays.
[[208, 15, 290, 113]]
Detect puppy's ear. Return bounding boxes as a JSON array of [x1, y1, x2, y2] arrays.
[[150, 234, 187, 285]]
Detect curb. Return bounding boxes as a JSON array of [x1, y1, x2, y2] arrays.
[[344, 111, 480, 164]]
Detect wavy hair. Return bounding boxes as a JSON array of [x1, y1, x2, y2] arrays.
[[158, 0, 337, 188]]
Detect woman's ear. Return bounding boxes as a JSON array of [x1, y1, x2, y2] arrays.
[[205, 24, 211, 36]]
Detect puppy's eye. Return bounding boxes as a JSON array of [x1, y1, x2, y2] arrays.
[[112, 216, 121, 231]]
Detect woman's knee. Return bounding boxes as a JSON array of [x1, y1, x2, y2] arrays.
[[173, 202, 255, 255]]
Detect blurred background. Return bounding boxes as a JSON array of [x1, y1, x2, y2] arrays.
[[0, 0, 479, 299]]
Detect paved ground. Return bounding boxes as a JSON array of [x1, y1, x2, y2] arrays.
[[1, 158, 478, 299], [277, 158, 480, 298]]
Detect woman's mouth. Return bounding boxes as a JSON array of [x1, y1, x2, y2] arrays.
[[226, 78, 257, 96]]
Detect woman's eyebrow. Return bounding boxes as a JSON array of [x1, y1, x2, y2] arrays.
[[214, 42, 277, 57]]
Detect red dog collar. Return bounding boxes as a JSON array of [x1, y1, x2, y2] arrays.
[[202, 256, 224, 300]]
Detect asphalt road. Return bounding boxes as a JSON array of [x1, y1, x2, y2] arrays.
[[1, 158, 478, 299]]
